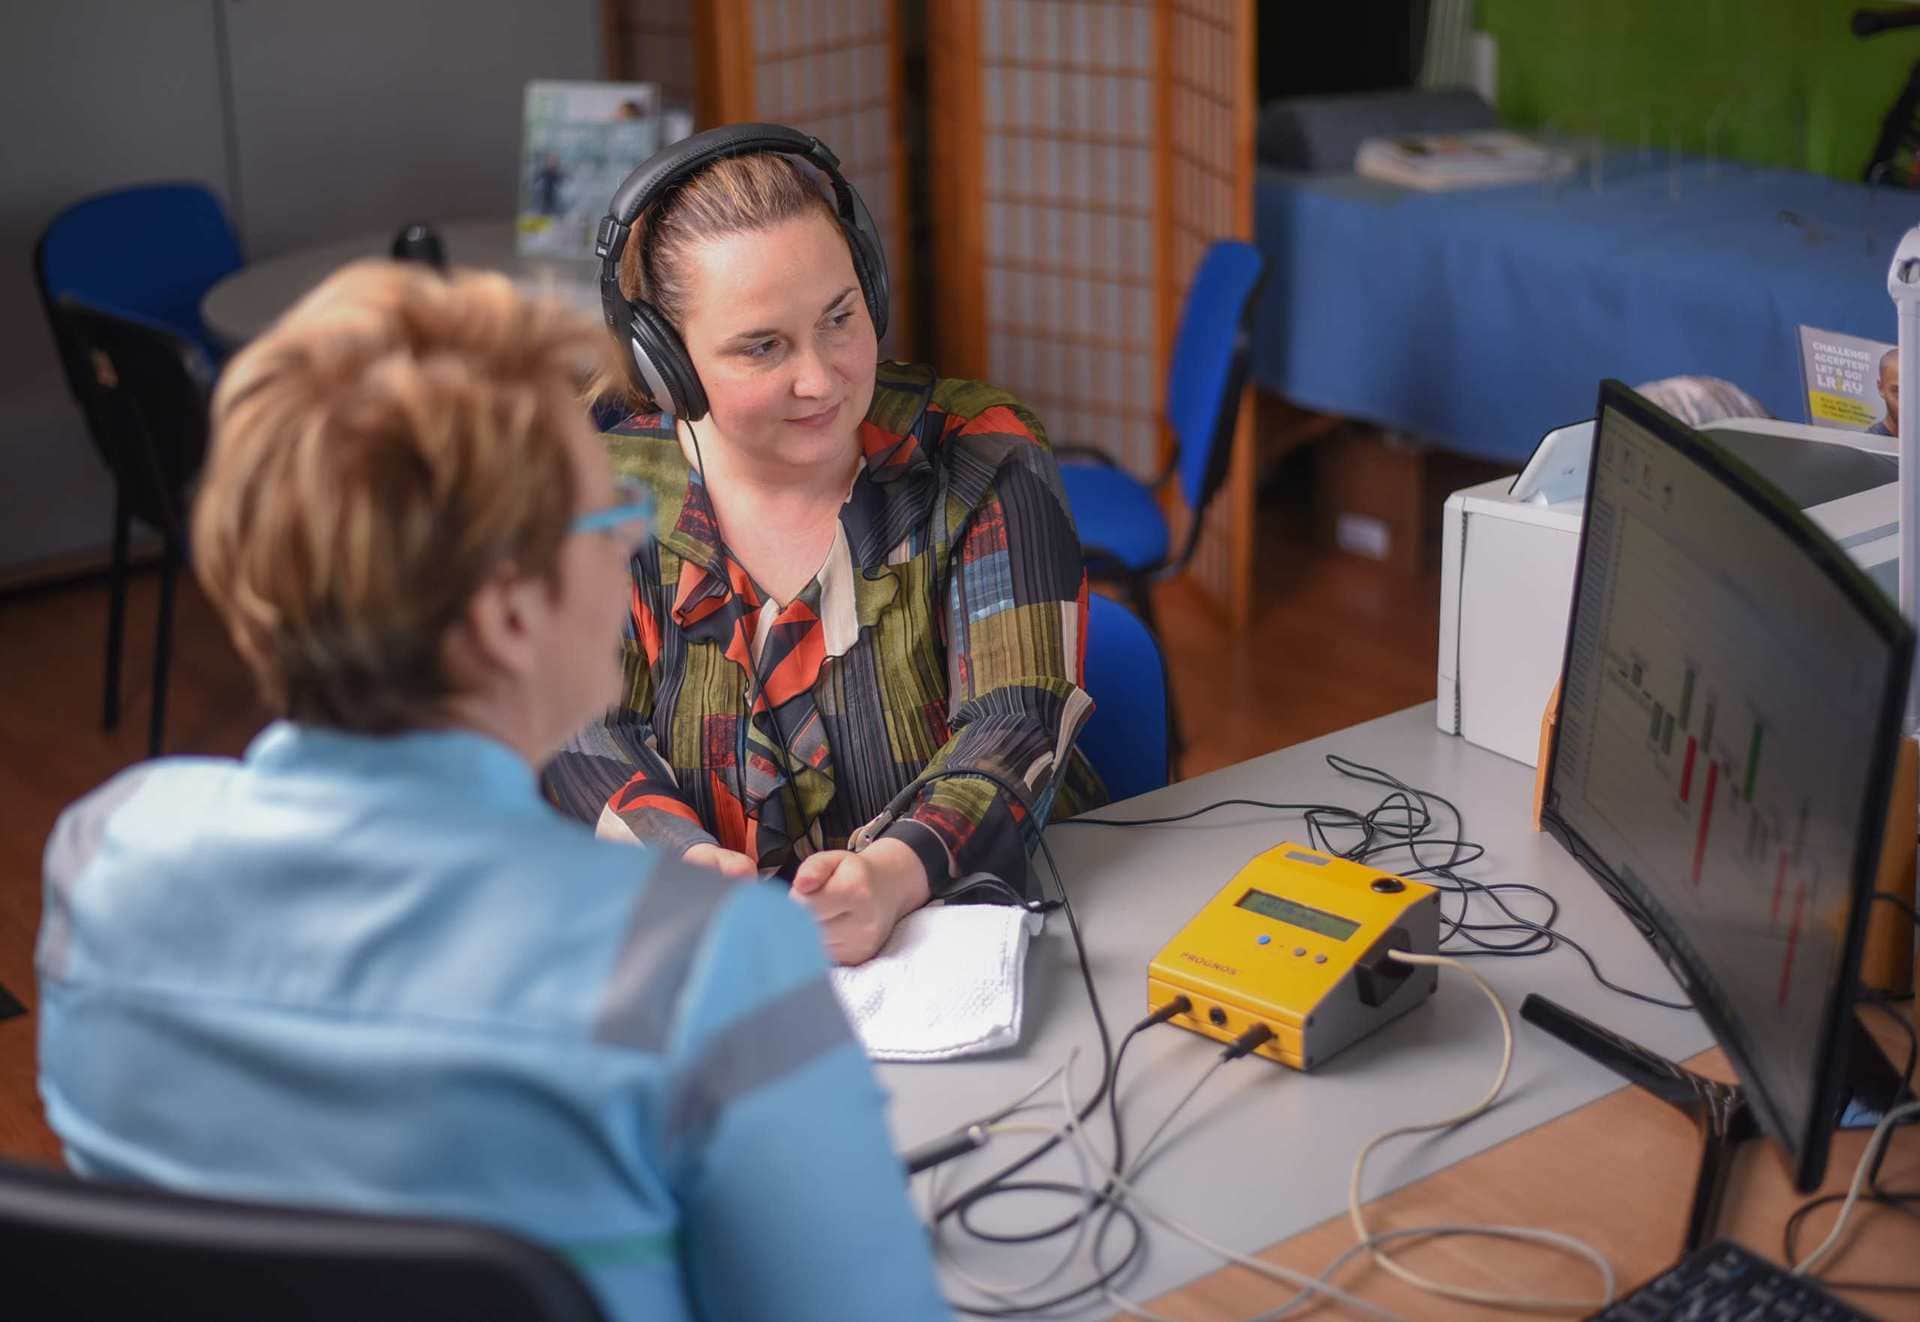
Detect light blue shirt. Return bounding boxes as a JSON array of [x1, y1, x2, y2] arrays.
[[37, 722, 950, 1322]]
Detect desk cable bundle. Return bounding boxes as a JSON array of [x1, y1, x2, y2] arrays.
[[898, 755, 1920, 1317], [1071, 754, 1693, 1013], [897, 758, 1635, 1318], [918, 944, 1613, 1319]]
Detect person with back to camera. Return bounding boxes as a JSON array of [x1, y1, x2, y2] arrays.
[[545, 124, 1106, 965], [35, 261, 951, 1322]]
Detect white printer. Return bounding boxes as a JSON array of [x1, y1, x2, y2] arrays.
[[1437, 417, 1900, 767]]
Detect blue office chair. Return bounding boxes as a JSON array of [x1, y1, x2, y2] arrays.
[[33, 183, 240, 754], [0, 1157, 608, 1321], [1077, 593, 1172, 801], [1057, 240, 1265, 636], [34, 182, 243, 370]]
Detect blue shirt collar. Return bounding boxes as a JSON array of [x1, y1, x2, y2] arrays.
[[243, 721, 539, 809]]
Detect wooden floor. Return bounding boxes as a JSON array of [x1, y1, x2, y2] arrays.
[[0, 518, 1440, 1165]]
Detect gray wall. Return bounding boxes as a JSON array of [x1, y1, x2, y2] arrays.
[[0, 0, 599, 577]]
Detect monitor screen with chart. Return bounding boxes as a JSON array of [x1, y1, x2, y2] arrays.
[[1540, 380, 1913, 1190]]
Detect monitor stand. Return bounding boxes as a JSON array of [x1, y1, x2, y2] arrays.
[[1519, 993, 1909, 1252]]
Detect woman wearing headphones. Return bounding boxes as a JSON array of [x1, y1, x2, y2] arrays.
[[547, 124, 1105, 965]]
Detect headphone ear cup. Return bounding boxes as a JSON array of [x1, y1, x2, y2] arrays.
[[839, 187, 890, 341], [850, 229, 890, 342], [627, 302, 709, 422]]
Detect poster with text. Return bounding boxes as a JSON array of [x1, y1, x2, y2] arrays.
[[1798, 325, 1898, 436]]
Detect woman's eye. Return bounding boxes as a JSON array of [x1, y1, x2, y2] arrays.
[[829, 309, 855, 329], [741, 339, 778, 360]]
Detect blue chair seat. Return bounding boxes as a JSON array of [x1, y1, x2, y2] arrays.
[[1059, 461, 1170, 571]]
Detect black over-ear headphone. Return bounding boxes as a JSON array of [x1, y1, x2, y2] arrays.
[[595, 122, 891, 422]]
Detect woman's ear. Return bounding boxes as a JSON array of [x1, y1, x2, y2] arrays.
[[443, 565, 548, 693]]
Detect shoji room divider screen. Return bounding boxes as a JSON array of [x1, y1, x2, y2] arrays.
[[928, 0, 1255, 622], [602, 2, 697, 109]]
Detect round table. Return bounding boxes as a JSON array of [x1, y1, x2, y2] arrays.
[[201, 218, 601, 343]]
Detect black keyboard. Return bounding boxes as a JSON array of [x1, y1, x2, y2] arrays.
[[1588, 1240, 1876, 1321]]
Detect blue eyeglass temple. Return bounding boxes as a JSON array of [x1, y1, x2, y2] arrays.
[[572, 482, 653, 536]]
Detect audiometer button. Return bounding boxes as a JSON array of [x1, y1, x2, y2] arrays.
[[1257, 934, 1271, 945], [1293, 947, 1306, 957], [1370, 877, 1405, 893], [1314, 953, 1327, 964]]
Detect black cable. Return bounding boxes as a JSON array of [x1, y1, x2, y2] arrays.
[[1223, 1021, 1276, 1061], [1866, 890, 1912, 1005], [679, 364, 940, 834], [682, 417, 790, 820], [1865, 994, 1920, 1098], [1107, 996, 1191, 1179], [1318, 756, 1693, 1007], [1860, 994, 1919, 1189], [686, 373, 1155, 1308], [1060, 752, 1695, 1011], [1079, 1041, 1269, 1307], [917, 749, 1701, 1308], [876, 765, 1149, 1314], [1057, 797, 1372, 833], [1873, 890, 1920, 928], [1779, 992, 1920, 1287]]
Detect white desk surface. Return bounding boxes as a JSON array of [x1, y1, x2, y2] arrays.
[[881, 702, 1709, 1317], [201, 218, 599, 344]]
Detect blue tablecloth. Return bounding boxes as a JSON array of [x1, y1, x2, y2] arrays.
[[1251, 157, 1920, 462]]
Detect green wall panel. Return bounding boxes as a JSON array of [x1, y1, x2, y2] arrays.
[[1479, 0, 1919, 180]]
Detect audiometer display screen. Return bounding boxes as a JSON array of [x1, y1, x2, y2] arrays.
[[1235, 889, 1360, 941]]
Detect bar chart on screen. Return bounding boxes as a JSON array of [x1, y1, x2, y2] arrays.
[[1569, 461, 1876, 1039]]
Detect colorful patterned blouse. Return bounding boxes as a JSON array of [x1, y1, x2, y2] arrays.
[[545, 362, 1106, 901]]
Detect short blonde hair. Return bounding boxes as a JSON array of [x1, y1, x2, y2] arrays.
[[194, 260, 614, 733]]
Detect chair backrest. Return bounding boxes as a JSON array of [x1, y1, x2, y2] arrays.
[[53, 297, 214, 539], [1165, 240, 1265, 530], [0, 1158, 609, 1322], [1078, 593, 1171, 801], [34, 182, 243, 401]]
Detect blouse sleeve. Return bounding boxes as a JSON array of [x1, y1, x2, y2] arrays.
[[544, 583, 718, 858], [870, 407, 1094, 900]]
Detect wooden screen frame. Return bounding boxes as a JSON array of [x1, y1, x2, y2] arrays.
[[927, 0, 1257, 623]]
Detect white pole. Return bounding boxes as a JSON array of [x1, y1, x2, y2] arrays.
[[1887, 226, 1920, 729]]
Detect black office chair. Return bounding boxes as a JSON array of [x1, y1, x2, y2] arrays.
[[0, 1157, 609, 1322], [44, 298, 213, 758]]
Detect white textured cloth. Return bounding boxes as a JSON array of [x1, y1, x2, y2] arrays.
[[830, 903, 1040, 1061]]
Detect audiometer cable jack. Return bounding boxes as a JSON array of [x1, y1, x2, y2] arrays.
[[1223, 1023, 1275, 1061]]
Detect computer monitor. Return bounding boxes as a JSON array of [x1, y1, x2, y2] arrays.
[[1539, 380, 1914, 1192]]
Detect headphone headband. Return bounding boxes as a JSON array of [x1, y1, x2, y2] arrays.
[[602, 123, 837, 234], [596, 122, 889, 421]]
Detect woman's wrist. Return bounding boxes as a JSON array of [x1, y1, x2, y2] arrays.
[[859, 836, 932, 922]]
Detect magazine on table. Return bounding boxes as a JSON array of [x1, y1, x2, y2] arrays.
[[1798, 325, 1899, 436], [1354, 129, 1573, 190]]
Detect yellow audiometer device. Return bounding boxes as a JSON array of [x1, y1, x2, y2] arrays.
[[1147, 842, 1440, 1069]]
